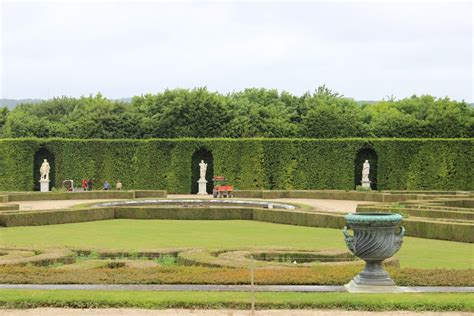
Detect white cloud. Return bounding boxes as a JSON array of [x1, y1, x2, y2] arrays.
[[1, 0, 472, 101]]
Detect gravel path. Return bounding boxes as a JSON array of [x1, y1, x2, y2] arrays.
[[0, 309, 470, 315], [6, 195, 371, 214], [6, 199, 120, 211]]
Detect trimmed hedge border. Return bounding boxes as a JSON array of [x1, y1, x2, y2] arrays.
[[0, 138, 473, 193], [0, 190, 166, 202], [0, 204, 19, 212], [0, 249, 74, 267], [1, 206, 471, 243], [356, 205, 474, 221], [177, 248, 399, 269], [233, 190, 469, 202], [0, 208, 115, 227]]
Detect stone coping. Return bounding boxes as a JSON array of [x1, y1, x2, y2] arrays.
[[94, 199, 297, 210], [346, 212, 403, 223]]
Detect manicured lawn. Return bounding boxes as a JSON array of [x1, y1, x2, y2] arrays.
[[0, 290, 472, 311], [0, 219, 472, 269]]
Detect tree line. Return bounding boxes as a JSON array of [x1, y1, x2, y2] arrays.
[[1, 86, 472, 139]]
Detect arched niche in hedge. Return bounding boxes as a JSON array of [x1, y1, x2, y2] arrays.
[[33, 146, 55, 191], [354, 147, 378, 190], [191, 148, 214, 194]]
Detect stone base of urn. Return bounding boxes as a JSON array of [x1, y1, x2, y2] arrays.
[[197, 179, 208, 195], [345, 280, 403, 293], [40, 179, 50, 192], [345, 260, 403, 293]]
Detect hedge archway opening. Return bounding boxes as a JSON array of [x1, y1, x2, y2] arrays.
[[354, 147, 378, 190], [33, 147, 55, 191], [191, 148, 214, 194]]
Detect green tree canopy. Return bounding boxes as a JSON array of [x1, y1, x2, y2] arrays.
[[1, 87, 472, 139]]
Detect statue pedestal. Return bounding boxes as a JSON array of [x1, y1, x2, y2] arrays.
[[40, 179, 50, 192], [361, 180, 371, 189], [197, 179, 208, 195]]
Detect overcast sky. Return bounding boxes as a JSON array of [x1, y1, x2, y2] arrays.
[[1, 0, 472, 101]]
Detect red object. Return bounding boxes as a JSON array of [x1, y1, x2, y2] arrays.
[[82, 179, 88, 189], [216, 185, 233, 192]]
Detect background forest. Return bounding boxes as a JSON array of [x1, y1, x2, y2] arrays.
[[1, 86, 472, 139]]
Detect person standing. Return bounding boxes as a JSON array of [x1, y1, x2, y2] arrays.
[[87, 179, 93, 191], [82, 179, 88, 191], [103, 181, 110, 190], [116, 180, 123, 190]]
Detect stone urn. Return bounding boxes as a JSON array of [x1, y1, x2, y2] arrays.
[[343, 212, 405, 291]]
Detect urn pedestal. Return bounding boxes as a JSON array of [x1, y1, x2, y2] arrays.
[[40, 179, 50, 192], [197, 179, 208, 195], [343, 213, 405, 293]]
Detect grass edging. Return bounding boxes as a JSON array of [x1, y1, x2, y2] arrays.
[[0, 290, 472, 311]]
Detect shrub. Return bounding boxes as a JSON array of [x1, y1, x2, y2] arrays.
[[0, 249, 74, 267], [0, 138, 472, 192], [0, 208, 115, 227], [1, 204, 471, 242], [0, 265, 471, 286]]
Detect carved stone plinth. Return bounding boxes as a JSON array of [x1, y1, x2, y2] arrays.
[[197, 179, 208, 195], [361, 180, 371, 189], [40, 179, 50, 192]]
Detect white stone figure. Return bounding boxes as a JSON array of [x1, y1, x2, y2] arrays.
[[39, 159, 51, 192], [40, 159, 50, 181], [197, 160, 208, 195], [361, 159, 371, 188], [199, 160, 207, 180]]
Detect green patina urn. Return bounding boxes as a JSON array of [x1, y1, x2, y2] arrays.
[[343, 212, 405, 287]]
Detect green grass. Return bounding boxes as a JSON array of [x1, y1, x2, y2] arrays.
[[0, 219, 472, 269], [0, 290, 472, 311]]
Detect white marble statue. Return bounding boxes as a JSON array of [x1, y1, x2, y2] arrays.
[[362, 159, 370, 183], [199, 160, 207, 180], [40, 159, 50, 181]]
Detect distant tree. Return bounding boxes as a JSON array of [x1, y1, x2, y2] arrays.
[[139, 87, 232, 138], [0, 107, 9, 135], [299, 87, 370, 138], [1, 88, 471, 139], [224, 88, 298, 138], [365, 96, 473, 138], [300, 99, 370, 138]]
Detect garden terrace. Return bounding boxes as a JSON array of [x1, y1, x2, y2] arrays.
[[0, 192, 473, 242]]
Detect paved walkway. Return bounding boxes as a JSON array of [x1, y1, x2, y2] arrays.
[[0, 284, 472, 293], [6, 199, 119, 211], [7, 195, 371, 214], [1, 309, 471, 316]]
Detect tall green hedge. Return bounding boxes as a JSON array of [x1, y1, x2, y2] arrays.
[[0, 138, 472, 192]]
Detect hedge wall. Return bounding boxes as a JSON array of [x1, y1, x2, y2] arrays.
[[0, 138, 472, 193]]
